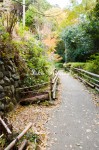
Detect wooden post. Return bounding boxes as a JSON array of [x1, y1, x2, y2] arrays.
[[5, 123, 32, 150], [23, 0, 25, 27], [50, 77, 53, 100], [50, 72, 58, 100]]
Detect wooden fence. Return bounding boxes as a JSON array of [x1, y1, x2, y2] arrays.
[[73, 68, 99, 91], [17, 70, 59, 102], [0, 116, 32, 150], [0, 70, 59, 149]]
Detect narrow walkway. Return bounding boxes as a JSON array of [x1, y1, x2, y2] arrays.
[[46, 71, 99, 150]]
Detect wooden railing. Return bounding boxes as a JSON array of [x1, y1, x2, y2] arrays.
[[16, 69, 58, 104], [0, 116, 32, 150], [16, 70, 59, 103], [72, 68, 99, 91], [50, 70, 59, 100], [17, 82, 49, 91], [5, 123, 32, 150]]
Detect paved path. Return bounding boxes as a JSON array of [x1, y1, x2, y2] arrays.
[[46, 71, 99, 150]]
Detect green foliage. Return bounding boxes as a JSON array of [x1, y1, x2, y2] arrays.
[[25, 0, 51, 31], [61, 24, 94, 62], [16, 37, 50, 86], [55, 40, 65, 62], [0, 138, 6, 148], [16, 24, 29, 37], [56, 1, 99, 63], [35, 0, 51, 11], [84, 53, 99, 74], [23, 132, 39, 143], [13, 0, 51, 10], [0, 26, 16, 58], [17, 131, 39, 149], [40, 100, 51, 106], [84, 1, 99, 52], [64, 53, 99, 74], [0, 28, 9, 41], [64, 62, 85, 70], [55, 62, 63, 69], [25, 6, 39, 30], [0, 22, 50, 86], [60, 0, 96, 31]]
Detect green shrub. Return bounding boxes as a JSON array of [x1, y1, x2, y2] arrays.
[[55, 63, 63, 69], [84, 54, 99, 74], [0, 24, 51, 86], [64, 62, 85, 70], [15, 37, 51, 86], [70, 62, 85, 69], [64, 54, 99, 74]]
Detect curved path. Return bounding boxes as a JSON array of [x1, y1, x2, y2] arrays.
[[46, 71, 99, 150]]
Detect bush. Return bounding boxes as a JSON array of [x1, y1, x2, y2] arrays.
[[70, 62, 85, 69], [64, 62, 85, 70], [0, 24, 51, 86], [55, 62, 63, 69], [64, 54, 99, 74], [84, 54, 99, 74], [15, 37, 51, 86]]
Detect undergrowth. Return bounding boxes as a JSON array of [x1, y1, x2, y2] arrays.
[[64, 53, 99, 74]]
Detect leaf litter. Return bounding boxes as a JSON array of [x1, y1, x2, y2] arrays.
[[7, 96, 61, 149]]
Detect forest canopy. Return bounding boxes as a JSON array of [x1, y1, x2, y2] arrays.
[[55, 0, 99, 63]]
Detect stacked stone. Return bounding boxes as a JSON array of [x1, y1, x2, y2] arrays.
[[0, 59, 20, 112]]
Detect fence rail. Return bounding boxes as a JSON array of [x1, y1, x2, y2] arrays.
[[17, 70, 59, 103], [0, 116, 32, 150], [73, 68, 99, 91]]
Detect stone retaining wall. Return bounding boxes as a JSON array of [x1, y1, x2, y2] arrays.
[[0, 58, 20, 112]]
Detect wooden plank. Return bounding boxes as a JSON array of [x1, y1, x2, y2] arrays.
[[78, 76, 84, 82], [17, 82, 49, 91], [0, 117, 12, 135], [20, 93, 49, 105], [80, 73, 99, 84], [78, 77, 95, 88], [78, 75, 99, 88], [95, 87, 99, 92], [85, 81, 95, 88], [73, 68, 99, 89], [18, 139, 28, 150], [5, 123, 32, 150], [89, 81, 99, 88], [0, 134, 4, 139]]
